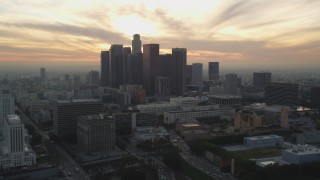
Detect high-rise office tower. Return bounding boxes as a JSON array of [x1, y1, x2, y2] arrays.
[[122, 47, 132, 84], [127, 53, 143, 85], [185, 65, 192, 86], [3, 115, 25, 153], [88, 70, 99, 86], [253, 72, 271, 90], [159, 54, 173, 77], [208, 62, 219, 80], [109, 44, 123, 88], [132, 34, 142, 54], [172, 48, 187, 96], [191, 63, 203, 87], [0, 82, 15, 136], [225, 73, 238, 95], [265, 83, 299, 106], [143, 44, 159, 95], [53, 99, 103, 143], [40, 67, 46, 82], [100, 51, 109, 87]]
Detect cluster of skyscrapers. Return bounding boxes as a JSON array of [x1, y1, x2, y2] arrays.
[[100, 34, 188, 96]]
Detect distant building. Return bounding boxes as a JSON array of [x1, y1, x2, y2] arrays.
[[0, 115, 36, 169], [224, 73, 238, 95], [100, 51, 110, 86], [120, 84, 145, 104], [244, 135, 284, 148], [185, 65, 192, 85], [87, 70, 99, 86], [135, 126, 168, 142], [77, 114, 115, 153], [132, 112, 157, 127], [53, 99, 103, 143], [171, 48, 187, 96], [155, 76, 171, 96], [234, 104, 289, 133], [0, 82, 15, 136], [176, 123, 211, 141], [99, 87, 132, 105], [132, 34, 142, 54], [137, 103, 180, 115], [113, 112, 134, 136], [127, 53, 143, 85], [40, 67, 46, 82], [208, 62, 219, 80], [110, 44, 123, 88], [208, 94, 242, 107], [143, 44, 160, 95], [73, 74, 81, 90], [265, 83, 299, 106], [253, 72, 271, 90], [282, 144, 320, 164], [311, 86, 320, 107], [191, 63, 203, 87]]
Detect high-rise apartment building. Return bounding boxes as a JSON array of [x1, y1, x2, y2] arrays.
[[172, 48, 187, 96], [208, 62, 219, 80], [132, 34, 142, 54], [253, 72, 271, 90], [100, 51, 109, 87], [0, 82, 14, 136], [40, 67, 46, 82], [225, 73, 238, 95], [53, 99, 103, 143], [265, 83, 299, 106], [109, 44, 123, 88], [191, 63, 203, 87], [143, 44, 160, 95], [77, 114, 115, 153]]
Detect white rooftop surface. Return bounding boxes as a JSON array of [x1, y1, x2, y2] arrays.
[[284, 146, 320, 155], [257, 160, 276, 167], [7, 114, 21, 125], [245, 134, 283, 141]]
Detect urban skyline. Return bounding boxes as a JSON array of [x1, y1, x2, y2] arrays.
[[0, 0, 320, 72]]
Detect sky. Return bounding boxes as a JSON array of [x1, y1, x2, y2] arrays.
[[0, 0, 320, 71]]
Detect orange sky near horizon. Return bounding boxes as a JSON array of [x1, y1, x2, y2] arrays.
[[0, 0, 320, 69]]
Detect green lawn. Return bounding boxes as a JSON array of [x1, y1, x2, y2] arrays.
[[180, 158, 216, 180], [231, 147, 282, 160]]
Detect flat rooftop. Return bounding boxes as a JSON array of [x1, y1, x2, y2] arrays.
[[245, 134, 283, 141], [247, 103, 287, 112], [181, 123, 200, 127], [6, 114, 21, 125], [208, 94, 242, 99], [283, 144, 320, 155]]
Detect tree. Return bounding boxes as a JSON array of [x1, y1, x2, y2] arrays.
[[31, 132, 42, 146], [163, 148, 181, 171]]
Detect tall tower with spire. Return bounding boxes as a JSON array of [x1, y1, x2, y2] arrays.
[[132, 34, 142, 54]]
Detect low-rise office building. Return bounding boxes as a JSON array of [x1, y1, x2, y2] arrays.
[[282, 144, 320, 164]]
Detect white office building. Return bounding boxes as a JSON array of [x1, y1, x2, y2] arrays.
[[191, 63, 203, 87], [0, 115, 36, 169]]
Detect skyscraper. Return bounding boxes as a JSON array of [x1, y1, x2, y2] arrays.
[[100, 51, 109, 87], [132, 34, 142, 54], [127, 53, 143, 85], [208, 62, 219, 80], [0, 82, 14, 136], [191, 63, 203, 87], [109, 44, 123, 88], [172, 48, 187, 96], [40, 67, 46, 82], [185, 65, 192, 86], [225, 73, 238, 95], [253, 72, 271, 90], [143, 44, 159, 95], [122, 47, 132, 84]]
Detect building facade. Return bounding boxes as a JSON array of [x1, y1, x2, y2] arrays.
[[77, 114, 115, 153], [208, 62, 219, 80], [0, 83, 15, 136], [265, 83, 299, 106], [100, 50, 110, 86], [171, 48, 187, 96], [132, 34, 142, 54], [191, 63, 203, 87], [224, 73, 238, 95], [109, 44, 123, 88], [253, 72, 271, 90]]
